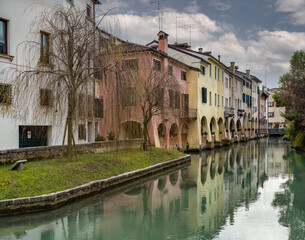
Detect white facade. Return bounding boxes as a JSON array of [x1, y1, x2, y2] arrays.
[[0, 0, 100, 150]]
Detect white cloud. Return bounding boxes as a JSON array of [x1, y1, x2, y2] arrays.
[[104, 9, 305, 88], [100, 0, 133, 12], [184, 0, 200, 14], [275, 0, 305, 25], [208, 0, 231, 11]]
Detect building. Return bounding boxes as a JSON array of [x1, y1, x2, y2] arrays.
[[100, 31, 192, 149], [266, 88, 288, 129], [258, 86, 269, 135], [0, 0, 102, 150]]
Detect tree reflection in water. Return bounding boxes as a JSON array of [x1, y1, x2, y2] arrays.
[[272, 151, 305, 240]]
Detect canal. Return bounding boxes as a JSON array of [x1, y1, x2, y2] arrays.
[[0, 138, 305, 240]]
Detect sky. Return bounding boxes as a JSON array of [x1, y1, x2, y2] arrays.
[[96, 0, 305, 88]]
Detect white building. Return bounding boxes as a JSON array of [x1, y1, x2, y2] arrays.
[[0, 0, 102, 150]]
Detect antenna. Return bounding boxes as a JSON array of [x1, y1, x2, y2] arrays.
[[184, 24, 195, 47], [151, 0, 167, 30], [176, 16, 181, 43]]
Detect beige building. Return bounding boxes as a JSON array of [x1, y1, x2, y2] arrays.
[[267, 89, 288, 129]]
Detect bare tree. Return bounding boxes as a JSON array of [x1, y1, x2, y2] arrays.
[[4, 4, 115, 161], [117, 53, 181, 150]]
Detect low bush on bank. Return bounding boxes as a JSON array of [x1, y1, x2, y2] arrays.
[[0, 148, 185, 200]]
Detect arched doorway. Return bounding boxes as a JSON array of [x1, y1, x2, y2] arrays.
[[201, 116, 208, 143], [169, 123, 178, 148], [157, 123, 166, 148], [255, 118, 258, 136], [210, 117, 217, 141], [229, 119, 236, 139], [236, 119, 242, 138], [243, 113, 247, 136], [218, 118, 225, 140], [119, 121, 142, 140], [251, 117, 254, 137]]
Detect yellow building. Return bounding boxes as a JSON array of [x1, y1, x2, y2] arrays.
[[167, 45, 226, 150]]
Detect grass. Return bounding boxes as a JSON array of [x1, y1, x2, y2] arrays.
[[0, 148, 185, 200]]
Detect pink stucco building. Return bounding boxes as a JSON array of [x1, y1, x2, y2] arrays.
[[99, 31, 192, 149]]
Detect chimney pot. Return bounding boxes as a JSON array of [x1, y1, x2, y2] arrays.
[[198, 47, 203, 53], [246, 69, 250, 78], [230, 62, 235, 73], [157, 31, 169, 54], [218, 55, 221, 61]]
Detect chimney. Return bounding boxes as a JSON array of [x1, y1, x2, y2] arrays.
[[230, 62, 235, 73], [218, 55, 221, 61], [198, 47, 203, 53], [246, 69, 250, 79], [157, 31, 169, 54]]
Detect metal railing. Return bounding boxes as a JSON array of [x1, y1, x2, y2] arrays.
[[225, 107, 234, 117], [181, 108, 197, 119]]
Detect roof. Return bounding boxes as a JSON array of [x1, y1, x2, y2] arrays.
[[225, 68, 244, 82], [117, 42, 199, 71], [168, 45, 211, 65]]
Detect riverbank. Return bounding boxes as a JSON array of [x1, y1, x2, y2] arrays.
[[0, 148, 185, 201]]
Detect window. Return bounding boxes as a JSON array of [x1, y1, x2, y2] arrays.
[[122, 59, 138, 71], [215, 93, 217, 106], [78, 124, 86, 140], [153, 59, 161, 71], [229, 97, 231, 107], [40, 31, 50, 64], [268, 112, 274, 118], [123, 87, 136, 107], [168, 65, 173, 76], [246, 82, 249, 88], [78, 94, 86, 117], [268, 101, 274, 107], [229, 78, 232, 88], [214, 66, 217, 79], [95, 98, 103, 118], [86, 4, 92, 19], [169, 90, 174, 108], [243, 80, 245, 86], [209, 92, 212, 105], [40, 89, 52, 107], [174, 91, 180, 109], [181, 71, 187, 81], [225, 77, 228, 88], [218, 94, 219, 107], [243, 93, 245, 103], [209, 65, 211, 77], [225, 98, 228, 108], [201, 65, 205, 75], [202, 87, 207, 103], [0, 84, 12, 104], [218, 68, 220, 81], [222, 71, 224, 83], [0, 19, 7, 54]]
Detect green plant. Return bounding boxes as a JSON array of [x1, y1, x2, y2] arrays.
[[108, 131, 115, 140], [203, 131, 208, 135], [295, 131, 305, 151], [219, 132, 223, 134], [95, 134, 105, 142]]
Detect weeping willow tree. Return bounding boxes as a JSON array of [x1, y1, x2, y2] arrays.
[[4, 4, 117, 161]]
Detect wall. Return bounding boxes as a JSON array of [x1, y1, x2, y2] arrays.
[[0, 139, 142, 165]]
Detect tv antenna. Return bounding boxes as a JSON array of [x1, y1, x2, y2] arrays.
[[151, 0, 167, 30], [184, 24, 196, 47], [176, 16, 181, 43]]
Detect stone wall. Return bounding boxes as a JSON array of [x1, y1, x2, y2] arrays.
[[0, 139, 142, 165]]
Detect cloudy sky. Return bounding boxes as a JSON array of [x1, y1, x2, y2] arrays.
[[97, 0, 305, 88]]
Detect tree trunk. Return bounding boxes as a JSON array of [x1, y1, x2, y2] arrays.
[[67, 94, 74, 161], [143, 120, 148, 151]]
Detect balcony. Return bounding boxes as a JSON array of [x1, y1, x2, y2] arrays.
[[181, 108, 197, 119], [224, 107, 234, 117], [238, 109, 244, 117]]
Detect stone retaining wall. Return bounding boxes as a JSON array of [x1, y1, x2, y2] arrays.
[[0, 155, 191, 217], [0, 139, 142, 165]]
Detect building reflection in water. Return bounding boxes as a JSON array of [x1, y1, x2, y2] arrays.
[[0, 138, 299, 240]]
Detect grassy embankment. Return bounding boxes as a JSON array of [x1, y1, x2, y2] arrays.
[[0, 148, 185, 200]]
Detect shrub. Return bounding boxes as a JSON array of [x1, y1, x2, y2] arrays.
[[108, 131, 115, 140], [95, 134, 105, 142], [295, 131, 305, 151]]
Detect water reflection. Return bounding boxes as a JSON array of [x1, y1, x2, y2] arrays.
[[0, 138, 304, 240]]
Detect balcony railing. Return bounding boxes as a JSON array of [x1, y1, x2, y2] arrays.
[[237, 109, 244, 117], [181, 108, 197, 119], [225, 107, 234, 117]]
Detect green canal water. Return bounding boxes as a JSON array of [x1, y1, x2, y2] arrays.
[[0, 138, 305, 240]]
